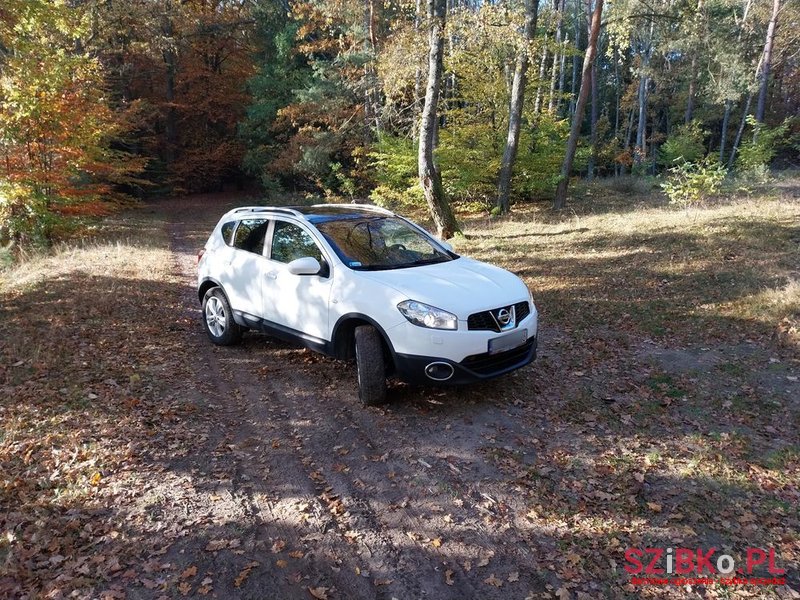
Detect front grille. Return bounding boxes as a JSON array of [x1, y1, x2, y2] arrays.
[[467, 301, 529, 332], [516, 301, 531, 322], [461, 340, 535, 376]]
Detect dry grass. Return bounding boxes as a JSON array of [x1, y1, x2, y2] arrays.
[[0, 207, 204, 597], [452, 183, 800, 350], [0, 214, 171, 293]]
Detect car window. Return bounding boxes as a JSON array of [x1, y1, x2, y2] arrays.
[[315, 216, 452, 270], [233, 219, 268, 255], [220, 221, 236, 246], [271, 221, 323, 264]]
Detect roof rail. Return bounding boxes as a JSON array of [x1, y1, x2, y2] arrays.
[[312, 203, 394, 215], [231, 206, 304, 218]]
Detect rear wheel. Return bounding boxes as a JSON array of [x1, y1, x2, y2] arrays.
[[354, 325, 387, 406], [202, 287, 242, 346]]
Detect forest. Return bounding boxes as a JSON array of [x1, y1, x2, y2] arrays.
[[0, 0, 798, 242], [2, 2, 800, 598]]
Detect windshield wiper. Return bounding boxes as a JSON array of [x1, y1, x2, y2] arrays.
[[406, 256, 450, 267]]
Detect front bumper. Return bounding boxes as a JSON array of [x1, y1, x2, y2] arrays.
[[393, 336, 537, 385]]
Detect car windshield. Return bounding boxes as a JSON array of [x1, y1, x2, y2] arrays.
[[315, 216, 454, 271]]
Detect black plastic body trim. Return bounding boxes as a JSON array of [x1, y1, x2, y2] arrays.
[[198, 277, 225, 302], [234, 311, 334, 356], [393, 337, 537, 385]]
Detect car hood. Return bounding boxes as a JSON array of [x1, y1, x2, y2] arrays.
[[358, 257, 529, 319]]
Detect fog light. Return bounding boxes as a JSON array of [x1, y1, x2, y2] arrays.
[[425, 362, 454, 381]]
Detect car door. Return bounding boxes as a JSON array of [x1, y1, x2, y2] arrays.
[[262, 219, 333, 341], [223, 218, 269, 318]]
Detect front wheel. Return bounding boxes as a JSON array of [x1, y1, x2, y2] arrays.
[[354, 325, 387, 406], [202, 287, 242, 346]]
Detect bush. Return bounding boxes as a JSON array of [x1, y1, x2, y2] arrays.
[[659, 121, 707, 166], [369, 184, 425, 209], [736, 117, 791, 182], [660, 157, 727, 207], [367, 135, 424, 208]]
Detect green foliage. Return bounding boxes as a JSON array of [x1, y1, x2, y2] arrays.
[[437, 122, 503, 201], [367, 136, 425, 208], [369, 135, 418, 191], [240, 13, 309, 188], [659, 121, 707, 166], [660, 157, 727, 206], [735, 117, 791, 182], [514, 116, 574, 199]]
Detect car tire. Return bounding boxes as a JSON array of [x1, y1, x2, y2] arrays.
[[354, 325, 387, 406], [202, 287, 242, 346]]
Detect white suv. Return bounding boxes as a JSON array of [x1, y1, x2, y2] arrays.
[[197, 204, 538, 405]]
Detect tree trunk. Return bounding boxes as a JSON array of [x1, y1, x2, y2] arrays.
[[613, 44, 620, 175], [719, 99, 731, 162], [728, 93, 752, 170], [558, 33, 568, 114], [587, 56, 598, 179], [497, 0, 539, 213], [533, 44, 549, 114], [569, 0, 581, 118], [363, 0, 380, 140], [412, 0, 424, 141], [755, 0, 779, 123], [634, 72, 649, 166], [553, 0, 604, 209], [418, 0, 459, 238], [548, 0, 564, 113], [684, 54, 696, 124], [587, 0, 599, 181]]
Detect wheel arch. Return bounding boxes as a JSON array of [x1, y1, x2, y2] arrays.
[[331, 313, 396, 368], [198, 277, 224, 304]]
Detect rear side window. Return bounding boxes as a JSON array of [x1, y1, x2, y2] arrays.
[[233, 219, 269, 255], [220, 221, 236, 246]]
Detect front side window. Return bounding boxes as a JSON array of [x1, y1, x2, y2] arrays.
[[271, 221, 323, 264], [315, 216, 453, 270], [233, 219, 268, 255]]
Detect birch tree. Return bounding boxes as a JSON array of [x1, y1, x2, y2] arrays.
[[496, 0, 540, 214], [418, 0, 460, 238]]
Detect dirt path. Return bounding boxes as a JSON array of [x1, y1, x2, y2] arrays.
[[153, 196, 551, 599], [3, 194, 797, 599]]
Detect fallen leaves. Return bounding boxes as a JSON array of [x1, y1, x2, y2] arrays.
[[205, 539, 241, 552], [197, 576, 213, 595], [646, 502, 662, 513], [180, 565, 197, 579], [308, 586, 329, 599], [5, 196, 799, 600], [234, 561, 259, 588]]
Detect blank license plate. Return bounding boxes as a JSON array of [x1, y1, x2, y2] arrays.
[[488, 329, 527, 355]]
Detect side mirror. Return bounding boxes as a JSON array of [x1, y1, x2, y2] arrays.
[[287, 256, 322, 276]]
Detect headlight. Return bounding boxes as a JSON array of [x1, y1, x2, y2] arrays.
[[397, 300, 457, 330]]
